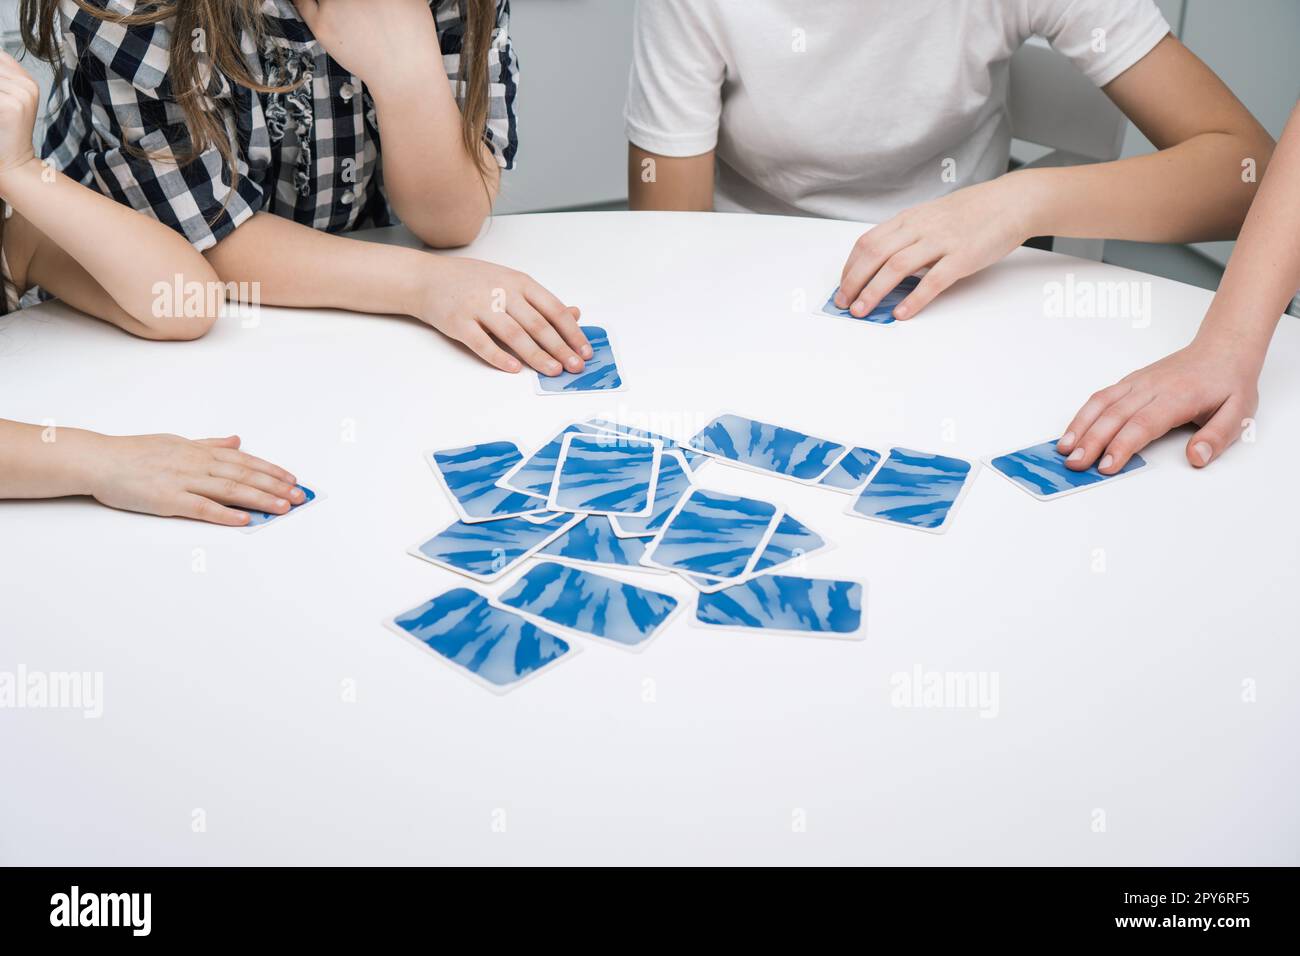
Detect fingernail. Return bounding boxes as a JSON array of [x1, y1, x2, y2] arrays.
[[508, 360, 520, 372], [291, 488, 304, 501], [566, 356, 582, 371], [287, 475, 298, 485], [1099, 454, 1113, 472], [1194, 441, 1212, 465], [1067, 448, 1084, 462], [548, 361, 562, 375], [892, 306, 909, 320], [1060, 432, 1075, 449], [581, 345, 593, 358], [276, 498, 289, 509]]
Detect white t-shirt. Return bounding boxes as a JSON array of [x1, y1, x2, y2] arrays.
[[626, 0, 1170, 222]]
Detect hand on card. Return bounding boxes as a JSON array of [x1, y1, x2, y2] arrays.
[[418, 256, 591, 376], [1058, 338, 1262, 473], [835, 174, 1032, 321]]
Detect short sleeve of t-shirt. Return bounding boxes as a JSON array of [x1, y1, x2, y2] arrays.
[[1023, 0, 1171, 87]]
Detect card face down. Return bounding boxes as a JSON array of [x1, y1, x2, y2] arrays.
[[695, 575, 864, 638], [497, 561, 679, 649], [988, 439, 1148, 500], [427, 442, 545, 522], [688, 413, 846, 482], [498, 423, 599, 497], [610, 449, 692, 538], [548, 433, 660, 517], [642, 488, 781, 580], [409, 513, 581, 582], [241, 484, 319, 532], [538, 514, 659, 572], [584, 418, 706, 472], [684, 511, 827, 592], [536, 325, 623, 394], [820, 275, 920, 324], [847, 447, 973, 533], [388, 587, 574, 692], [817, 446, 882, 493]]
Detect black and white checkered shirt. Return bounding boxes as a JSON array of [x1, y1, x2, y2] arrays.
[[40, 0, 519, 251]]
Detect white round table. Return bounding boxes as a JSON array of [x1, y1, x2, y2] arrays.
[[2, 211, 1296, 865]]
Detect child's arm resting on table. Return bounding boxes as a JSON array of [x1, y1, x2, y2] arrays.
[[0, 421, 304, 526], [836, 35, 1277, 320], [0, 52, 221, 341], [1058, 99, 1300, 474]]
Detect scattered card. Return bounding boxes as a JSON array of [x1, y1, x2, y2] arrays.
[[819, 275, 920, 324], [584, 418, 707, 473], [988, 439, 1149, 500], [641, 487, 781, 580], [535, 325, 623, 394], [682, 511, 827, 592], [497, 423, 599, 497], [816, 446, 882, 493], [408, 513, 582, 582], [846, 447, 974, 533], [497, 561, 679, 651], [386, 587, 576, 693], [240, 484, 320, 533], [610, 449, 692, 538], [694, 575, 865, 639], [538, 514, 663, 573], [548, 432, 660, 517], [687, 413, 847, 483], [426, 441, 545, 523]]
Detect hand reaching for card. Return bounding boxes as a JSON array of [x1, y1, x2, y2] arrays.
[[1057, 336, 1263, 474], [835, 175, 1032, 321], [419, 256, 592, 375], [87, 433, 304, 526]]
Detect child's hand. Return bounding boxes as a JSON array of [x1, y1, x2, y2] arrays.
[[1057, 337, 1262, 473], [0, 50, 39, 176], [418, 256, 591, 375], [294, 0, 438, 91], [835, 175, 1031, 321], [88, 433, 304, 526]]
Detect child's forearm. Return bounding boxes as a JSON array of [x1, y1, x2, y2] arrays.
[[0, 419, 100, 499], [371, 71, 499, 248], [202, 212, 435, 316], [0, 158, 219, 324]]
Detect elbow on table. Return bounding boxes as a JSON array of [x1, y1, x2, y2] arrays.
[[410, 213, 489, 250], [128, 266, 225, 341]]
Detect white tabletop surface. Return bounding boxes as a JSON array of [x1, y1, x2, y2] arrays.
[[2, 211, 1297, 865]]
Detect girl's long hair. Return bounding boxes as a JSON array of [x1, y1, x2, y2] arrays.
[[20, 0, 496, 189]]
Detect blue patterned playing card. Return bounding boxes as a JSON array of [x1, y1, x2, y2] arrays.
[[428, 442, 545, 522], [685, 511, 826, 590], [611, 449, 692, 538], [820, 275, 920, 324], [817, 446, 882, 492], [989, 439, 1147, 500], [688, 413, 846, 482], [549, 433, 659, 516], [497, 562, 679, 648], [644, 488, 780, 579], [410, 513, 580, 582], [695, 575, 863, 637], [241, 484, 318, 530], [539, 514, 656, 570], [536, 325, 623, 393], [848, 447, 972, 532], [389, 587, 573, 691], [584, 418, 705, 472], [498, 423, 600, 497]]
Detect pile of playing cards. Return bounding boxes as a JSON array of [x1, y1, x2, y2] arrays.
[[386, 409, 1150, 693]]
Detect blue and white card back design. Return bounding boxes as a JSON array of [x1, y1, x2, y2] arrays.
[[988, 439, 1148, 500], [427, 442, 545, 522], [820, 275, 920, 324], [642, 488, 781, 580], [610, 449, 692, 538], [409, 513, 582, 582], [688, 413, 847, 482], [535, 325, 623, 394], [240, 484, 319, 532], [538, 514, 660, 572], [695, 575, 864, 638], [548, 433, 660, 517], [683, 511, 827, 591], [497, 423, 599, 497], [584, 418, 706, 472], [387, 587, 575, 692], [847, 447, 973, 533], [817, 446, 882, 493], [497, 562, 679, 650]]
